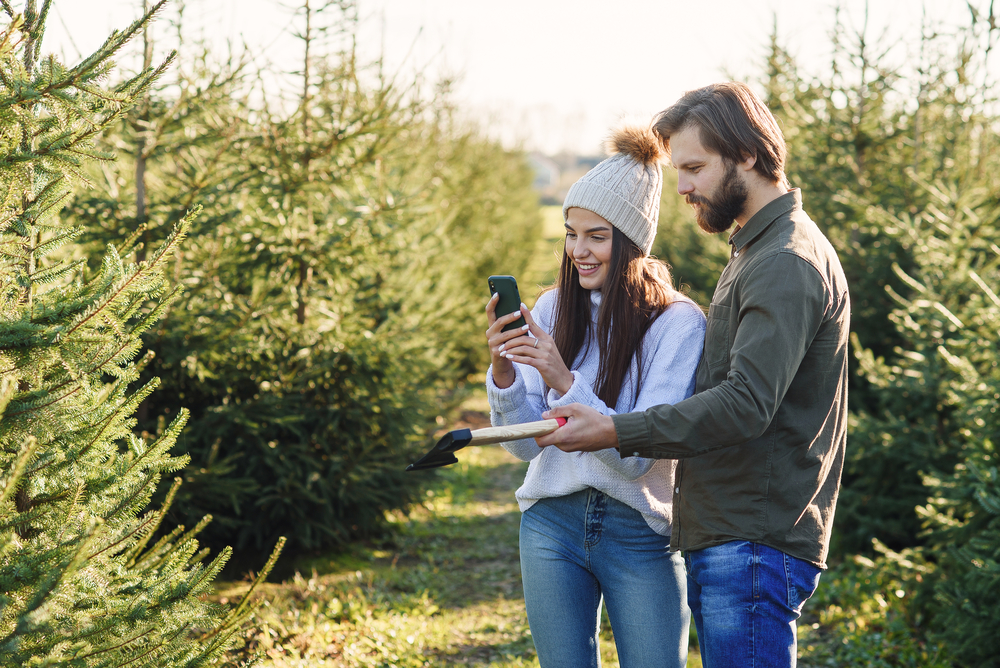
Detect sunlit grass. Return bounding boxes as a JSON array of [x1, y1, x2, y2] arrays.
[[217, 441, 705, 666], [213, 384, 941, 667]]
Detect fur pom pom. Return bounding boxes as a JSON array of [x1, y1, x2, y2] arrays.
[[605, 123, 664, 166]]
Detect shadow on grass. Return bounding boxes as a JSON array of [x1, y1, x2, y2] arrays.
[[294, 450, 529, 609], [426, 637, 537, 666], [215, 448, 543, 666], [216, 445, 715, 666]]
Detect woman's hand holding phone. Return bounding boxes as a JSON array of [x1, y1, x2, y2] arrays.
[[485, 292, 523, 389], [485, 294, 574, 395]]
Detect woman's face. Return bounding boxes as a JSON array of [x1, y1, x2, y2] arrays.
[[565, 208, 614, 291]]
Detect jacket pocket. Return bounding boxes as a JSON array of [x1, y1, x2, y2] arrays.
[[705, 303, 731, 370]]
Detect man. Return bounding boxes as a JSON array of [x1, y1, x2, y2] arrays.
[[538, 82, 850, 668]]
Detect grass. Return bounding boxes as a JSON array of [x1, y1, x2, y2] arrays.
[[216, 403, 703, 667], [216, 424, 946, 667], [219, 444, 531, 666]]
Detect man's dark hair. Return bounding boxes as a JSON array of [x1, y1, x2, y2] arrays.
[[654, 82, 787, 184]]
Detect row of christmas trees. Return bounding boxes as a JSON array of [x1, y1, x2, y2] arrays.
[[3, 0, 1000, 663], [0, 2, 285, 664], [0, 0, 544, 663]]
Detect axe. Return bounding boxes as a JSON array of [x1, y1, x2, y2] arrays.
[[405, 417, 567, 471]]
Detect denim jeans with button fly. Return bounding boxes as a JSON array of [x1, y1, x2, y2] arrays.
[[519, 488, 689, 668], [684, 541, 822, 668]]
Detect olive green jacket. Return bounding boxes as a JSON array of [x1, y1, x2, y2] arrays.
[[613, 190, 850, 568]]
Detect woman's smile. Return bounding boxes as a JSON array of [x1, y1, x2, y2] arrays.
[[565, 208, 614, 290]]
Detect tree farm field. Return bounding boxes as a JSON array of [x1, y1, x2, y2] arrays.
[[221, 398, 936, 668], [221, 429, 598, 666], [215, 208, 666, 667], [213, 204, 948, 668]]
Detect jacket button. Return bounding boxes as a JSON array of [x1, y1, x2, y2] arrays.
[[675, 487, 680, 493], [632, 452, 639, 457]]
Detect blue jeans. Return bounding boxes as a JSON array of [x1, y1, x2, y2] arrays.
[[685, 541, 822, 668], [519, 488, 689, 668]]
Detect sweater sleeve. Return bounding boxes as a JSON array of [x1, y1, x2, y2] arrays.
[[547, 300, 707, 479], [486, 363, 546, 461], [485, 293, 557, 461]]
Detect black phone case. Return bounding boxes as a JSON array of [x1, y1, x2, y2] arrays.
[[488, 275, 527, 332]]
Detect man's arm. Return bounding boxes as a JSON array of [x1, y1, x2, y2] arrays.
[[543, 253, 829, 457]]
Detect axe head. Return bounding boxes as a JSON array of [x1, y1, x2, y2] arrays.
[[405, 428, 473, 471]]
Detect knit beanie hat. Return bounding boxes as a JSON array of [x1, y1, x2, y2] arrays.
[[562, 123, 664, 256]]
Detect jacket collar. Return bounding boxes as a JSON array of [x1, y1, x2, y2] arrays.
[[728, 189, 802, 255]]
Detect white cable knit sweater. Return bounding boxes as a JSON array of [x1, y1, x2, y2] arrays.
[[486, 289, 706, 535]]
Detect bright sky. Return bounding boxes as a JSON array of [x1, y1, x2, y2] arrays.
[[43, 0, 984, 154]]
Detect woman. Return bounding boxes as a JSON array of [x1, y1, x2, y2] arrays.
[[485, 123, 706, 668]]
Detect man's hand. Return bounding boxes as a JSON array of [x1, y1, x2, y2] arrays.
[[537, 403, 618, 452]]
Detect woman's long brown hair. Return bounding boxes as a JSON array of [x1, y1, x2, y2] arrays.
[[549, 227, 678, 409]]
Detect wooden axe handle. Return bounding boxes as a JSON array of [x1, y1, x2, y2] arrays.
[[467, 417, 566, 446]]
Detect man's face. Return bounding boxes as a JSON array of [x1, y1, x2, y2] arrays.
[[670, 124, 749, 234]]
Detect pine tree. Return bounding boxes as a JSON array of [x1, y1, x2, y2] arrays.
[[788, 4, 1000, 661], [853, 176, 1000, 668], [59, 1, 543, 558], [761, 4, 1000, 556], [0, 4, 280, 665]]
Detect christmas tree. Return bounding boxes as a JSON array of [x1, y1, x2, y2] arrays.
[[0, 3, 280, 665]]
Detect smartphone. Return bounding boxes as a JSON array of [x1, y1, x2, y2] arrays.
[[488, 275, 527, 332]]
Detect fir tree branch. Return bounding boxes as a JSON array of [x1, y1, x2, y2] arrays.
[[121, 408, 187, 478], [0, 436, 38, 507], [64, 217, 191, 337], [131, 523, 185, 570], [0, 503, 52, 532], [20, 484, 78, 506], [123, 477, 181, 565], [170, 513, 212, 549], [28, 257, 82, 285], [75, 626, 157, 660], [33, 0, 51, 51], [87, 508, 160, 560], [178, 547, 230, 598], [4, 383, 80, 417], [208, 537, 286, 638]]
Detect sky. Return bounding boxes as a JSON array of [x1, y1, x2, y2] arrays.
[[42, 0, 987, 154]]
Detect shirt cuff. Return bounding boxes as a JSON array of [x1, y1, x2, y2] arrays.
[[545, 370, 584, 408], [486, 364, 527, 413], [612, 411, 651, 459]]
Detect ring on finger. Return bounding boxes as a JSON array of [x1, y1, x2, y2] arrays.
[[532, 338, 538, 348]]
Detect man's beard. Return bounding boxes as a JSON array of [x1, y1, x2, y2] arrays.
[[686, 161, 749, 234]]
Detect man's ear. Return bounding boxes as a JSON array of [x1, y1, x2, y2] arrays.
[[739, 153, 757, 173]]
